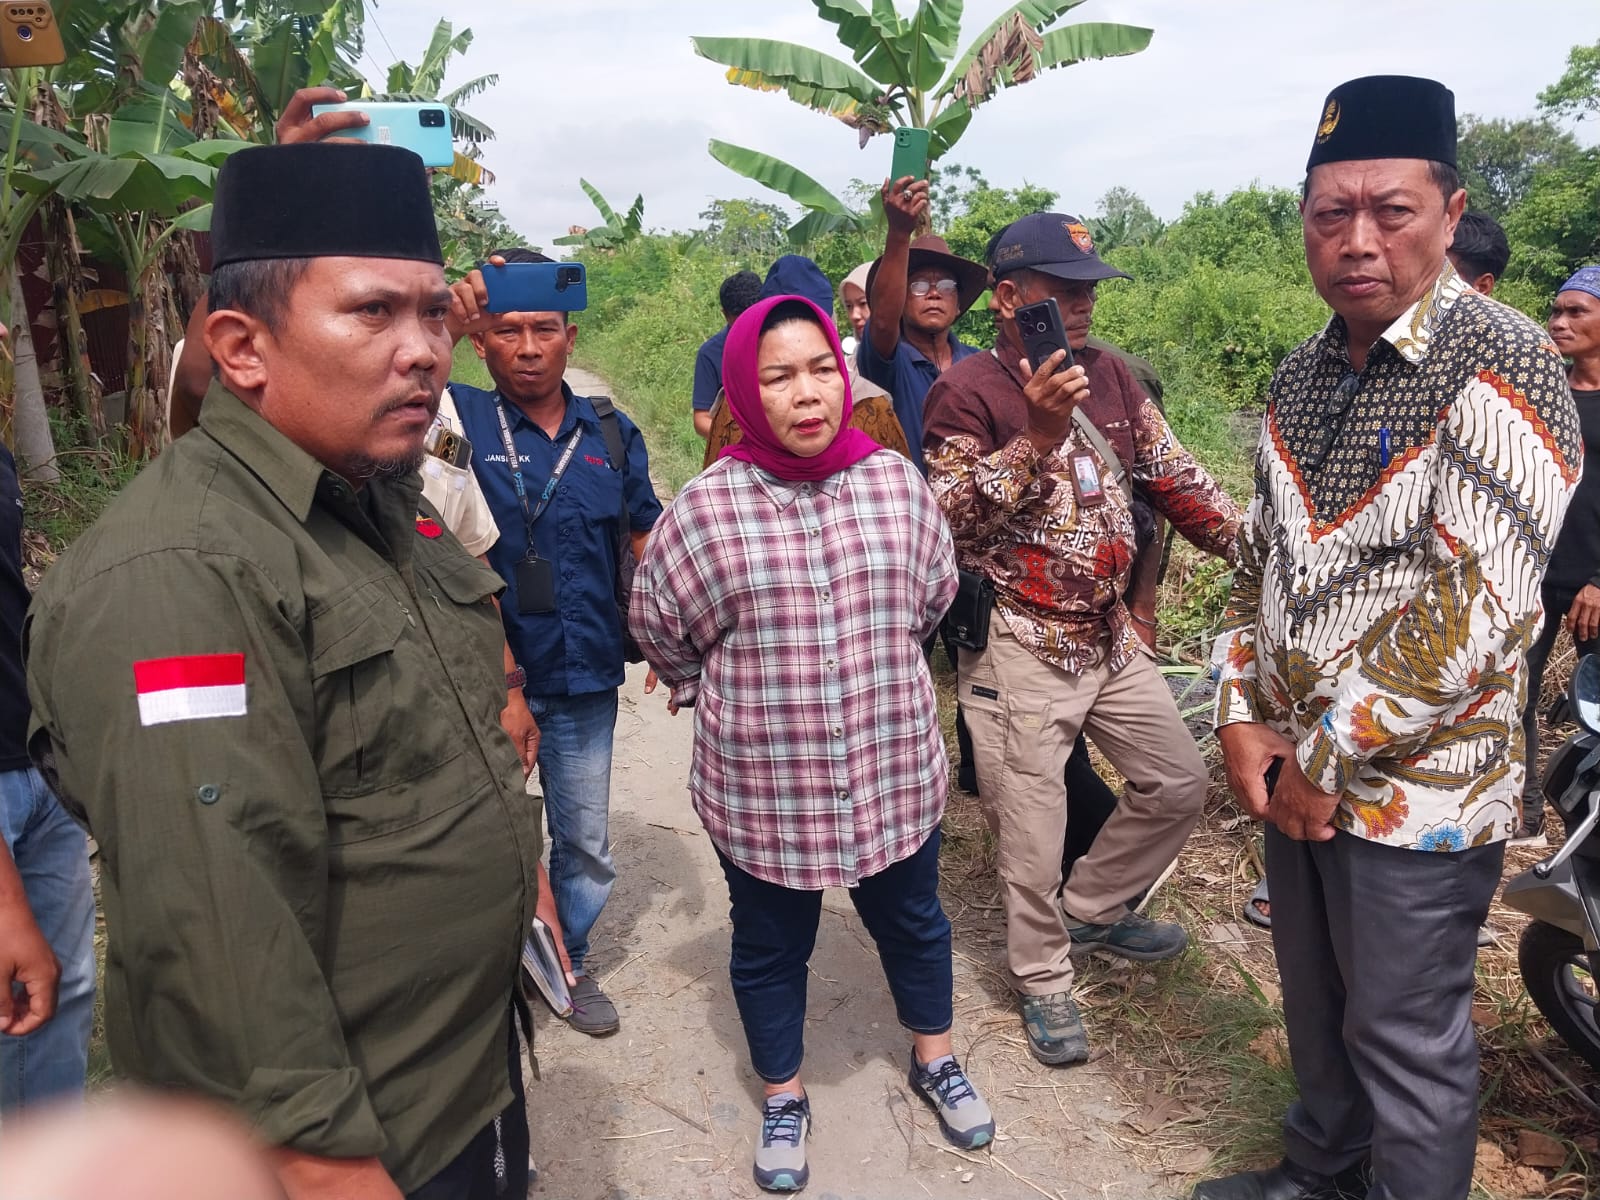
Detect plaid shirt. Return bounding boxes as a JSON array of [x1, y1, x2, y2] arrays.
[[629, 452, 958, 889]]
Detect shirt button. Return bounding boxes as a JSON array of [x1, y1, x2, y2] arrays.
[[1297, 566, 1307, 576], [825, 659, 837, 670], [196, 784, 222, 805], [821, 590, 833, 601], [809, 528, 820, 537], [837, 789, 849, 802], [831, 725, 843, 738], [1293, 701, 1308, 715]]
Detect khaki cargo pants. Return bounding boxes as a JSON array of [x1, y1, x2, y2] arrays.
[[959, 613, 1207, 996]]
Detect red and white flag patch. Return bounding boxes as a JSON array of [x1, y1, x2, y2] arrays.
[[133, 653, 247, 727]]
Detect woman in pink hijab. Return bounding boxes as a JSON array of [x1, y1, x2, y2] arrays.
[[631, 295, 992, 1192]]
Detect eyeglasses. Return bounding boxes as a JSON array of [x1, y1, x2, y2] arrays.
[[1302, 371, 1360, 470], [908, 278, 959, 297]]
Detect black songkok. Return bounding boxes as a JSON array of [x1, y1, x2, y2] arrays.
[[210, 143, 443, 268], [1305, 75, 1457, 172]]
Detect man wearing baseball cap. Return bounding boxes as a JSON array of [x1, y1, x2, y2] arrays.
[[860, 175, 989, 473], [922, 213, 1241, 1068], [1200, 76, 1578, 1200], [27, 142, 541, 1199]]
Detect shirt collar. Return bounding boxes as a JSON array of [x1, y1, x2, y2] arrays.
[[904, 331, 977, 368], [197, 381, 335, 522], [1315, 260, 1466, 368], [746, 461, 848, 511], [498, 382, 586, 440]]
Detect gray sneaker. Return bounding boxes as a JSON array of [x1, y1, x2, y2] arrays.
[[565, 975, 620, 1036], [1066, 909, 1188, 961], [753, 1092, 810, 1192], [1019, 992, 1089, 1066], [909, 1053, 995, 1149]]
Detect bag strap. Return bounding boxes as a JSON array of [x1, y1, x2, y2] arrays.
[[590, 396, 627, 472], [1070, 406, 1127, 498], [589, 396, 633, 553]]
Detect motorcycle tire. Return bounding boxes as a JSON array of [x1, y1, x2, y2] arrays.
[[1519, 918, 1600, 1072]]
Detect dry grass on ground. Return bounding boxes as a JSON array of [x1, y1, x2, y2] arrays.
[[930, 637, 1600, 1199]]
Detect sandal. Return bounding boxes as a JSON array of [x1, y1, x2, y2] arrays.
[[1243, 877, 1271, 929]]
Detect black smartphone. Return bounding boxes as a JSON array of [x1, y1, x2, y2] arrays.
[[1264, 758, 1283, 798], [1015, 298, 1074, 377]]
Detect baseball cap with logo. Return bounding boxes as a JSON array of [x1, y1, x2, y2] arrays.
[[986, 212, 1132, 284]]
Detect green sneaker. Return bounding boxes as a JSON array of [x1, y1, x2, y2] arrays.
[[909, 1053, 995, 1149], [753, 1092, 810, 1192], [1066, 909, 1188, 961], [1019, 992, 1089, 1066]]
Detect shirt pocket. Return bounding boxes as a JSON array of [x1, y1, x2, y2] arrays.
[[309, 584, 463, 807]]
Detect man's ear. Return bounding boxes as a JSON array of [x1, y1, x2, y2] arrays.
[[565, 323, 577, 355], [993, 277, 1025, 321], [469, 331, 488, 361], [203, 309, 270, 395]]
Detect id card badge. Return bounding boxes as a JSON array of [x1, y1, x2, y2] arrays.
[[515, 554, 557, 615], [1068, 450, 1106, 507]]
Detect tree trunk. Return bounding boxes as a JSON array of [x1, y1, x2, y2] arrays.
[[8, 265, 59, 482], [40, 198, 103, 442], [123, 264, 170, 460]]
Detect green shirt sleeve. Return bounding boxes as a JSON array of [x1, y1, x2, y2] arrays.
[[26, 547, 387, 1160]]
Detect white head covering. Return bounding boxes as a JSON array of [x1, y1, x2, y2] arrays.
[[841, 262, 871, 298]]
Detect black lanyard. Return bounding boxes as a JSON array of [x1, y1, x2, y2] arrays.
[[494, 397, 584, 549]]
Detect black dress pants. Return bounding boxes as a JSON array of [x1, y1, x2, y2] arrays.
[[1266, 826, 1503, 1200], [408, 1022, 530, 1200]]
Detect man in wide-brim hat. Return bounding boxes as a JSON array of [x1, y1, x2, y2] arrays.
[[1199, 75, 1580, 1200], [860, 174, 988, 473]]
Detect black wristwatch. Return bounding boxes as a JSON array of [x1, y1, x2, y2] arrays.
[[505, 665, 527, 691]]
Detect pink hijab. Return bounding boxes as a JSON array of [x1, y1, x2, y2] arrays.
[[718, 294, 881, 482]]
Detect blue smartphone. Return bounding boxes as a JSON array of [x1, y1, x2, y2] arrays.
[[309, 100, 455, 168], [482, 262, 588, 314]]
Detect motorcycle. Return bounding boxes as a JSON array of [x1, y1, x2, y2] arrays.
[[1504, 653, 1600, 1070]]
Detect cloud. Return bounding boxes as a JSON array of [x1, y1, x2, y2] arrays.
[[366, 0, 1600, 249]]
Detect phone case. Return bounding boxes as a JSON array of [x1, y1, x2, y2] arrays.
[[1016, 298, 1075, 376], [889, 126, 931, 184], [0, 2, 65, 68], [309, 101, 456, 168], [481, 262, 588, 314]]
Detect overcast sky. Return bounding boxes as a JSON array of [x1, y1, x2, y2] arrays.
[[359, 1, 1600, 251]]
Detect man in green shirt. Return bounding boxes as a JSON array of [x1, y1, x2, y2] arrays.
[[25, 143, 539, 1200]]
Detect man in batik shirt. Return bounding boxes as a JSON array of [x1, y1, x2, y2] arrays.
[[1196, 77, 1580, 1200], [924, 214, 1241, 1069]]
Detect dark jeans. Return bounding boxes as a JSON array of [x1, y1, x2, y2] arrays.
[[718, 829, 953, 1083], [1522, 582, 1600, 821], [407, 1021, 529, 1200], [1268, 827, 1503, 1200]]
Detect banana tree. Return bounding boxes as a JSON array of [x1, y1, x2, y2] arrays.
[[693, 0, 1152, 239], [375, 18, 498, 186], [14, 93, 247, 456], [552, 179, 644, 250]]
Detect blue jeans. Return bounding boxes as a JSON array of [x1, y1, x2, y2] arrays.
[[526, 689, 618, 976], [718, 829, 954, 1083], [0, 766, 96, 1112]]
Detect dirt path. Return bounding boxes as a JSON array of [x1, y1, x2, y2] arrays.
[[523, 667, 1167, 1200], [521, 368, 1167, 1200]]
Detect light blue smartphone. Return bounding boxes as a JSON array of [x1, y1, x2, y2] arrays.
[[309, 100, 455, 168]]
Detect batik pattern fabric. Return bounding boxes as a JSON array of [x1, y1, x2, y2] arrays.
[[629, 452, 957, 890], [925, 345, 1241, 676], [1213, 263, 1582, 850]]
